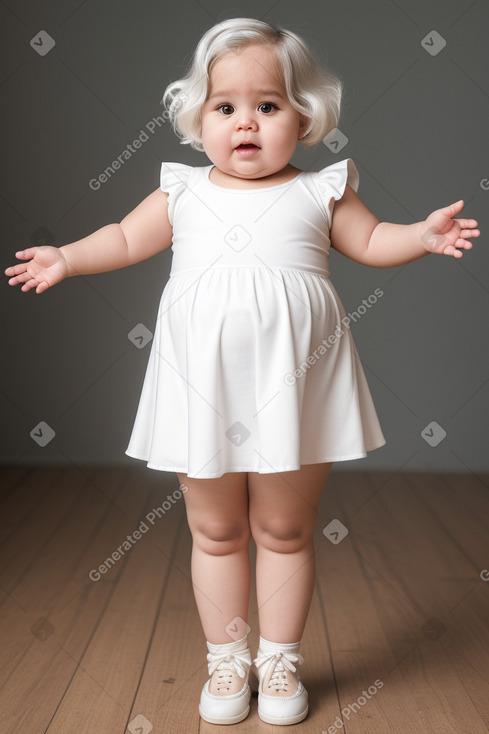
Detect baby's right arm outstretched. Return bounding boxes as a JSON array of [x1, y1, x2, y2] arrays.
[[4, 188, 172, 294]]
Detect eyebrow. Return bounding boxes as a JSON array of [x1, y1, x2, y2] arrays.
[[207, 89, 285, 101]]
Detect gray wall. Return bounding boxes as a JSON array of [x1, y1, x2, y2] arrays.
[[1, 0, 488, 474]]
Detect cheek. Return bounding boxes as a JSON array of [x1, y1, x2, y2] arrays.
[[266, 116, 299, 141], [201, 118, 227, 146], [267, 125, 298, 151]]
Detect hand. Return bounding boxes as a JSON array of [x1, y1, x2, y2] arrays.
[[4, 246, 70, 293], [419, 200, 480, 258]]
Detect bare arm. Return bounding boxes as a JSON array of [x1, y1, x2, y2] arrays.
[[61, 188, 172, 274], [330, 185, 479, 267], [5, 188, 173, 293]]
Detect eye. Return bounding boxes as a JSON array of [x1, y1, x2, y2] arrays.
[[217, 104, 234, 115], [258, 103, 278, 114]]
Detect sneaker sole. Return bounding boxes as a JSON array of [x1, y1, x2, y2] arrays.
[[199, 704, 250, 725], [258, 705, 308, 725]]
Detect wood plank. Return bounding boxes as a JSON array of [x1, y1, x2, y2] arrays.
[[315, 471, 423, 733], [0, 466, 95, 690], [44, 469, 184, 733], [315, 470, 489, 733], [1, 469, 488, 733], [127, 503, 204, 733], [0, 466, 139, 731], [0, 467, 181, 732]]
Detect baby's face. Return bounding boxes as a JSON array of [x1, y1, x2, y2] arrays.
[[201, 43, 306, 184]]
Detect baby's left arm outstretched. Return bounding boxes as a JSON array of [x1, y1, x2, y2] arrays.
[[331, 185, 480, 267]]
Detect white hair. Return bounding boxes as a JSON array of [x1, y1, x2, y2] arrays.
[[162, 17, 343, 152]]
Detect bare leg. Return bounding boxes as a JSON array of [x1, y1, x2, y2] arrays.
[[177, 471, 251, 645], [248, 463, 333, 643]]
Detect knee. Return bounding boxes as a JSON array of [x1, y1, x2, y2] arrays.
[[192, 518, 251, 556], [250, 517, 312, 554]]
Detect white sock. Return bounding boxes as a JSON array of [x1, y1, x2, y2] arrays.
[[206, 635, 251, 680], [207, 634, 249, 656], [257, 636, 301, 658]]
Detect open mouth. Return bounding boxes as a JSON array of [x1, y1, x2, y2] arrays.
[[236, 143, 260, 150]]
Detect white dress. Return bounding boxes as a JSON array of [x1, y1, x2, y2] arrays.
[[125, 158, 386, 478]]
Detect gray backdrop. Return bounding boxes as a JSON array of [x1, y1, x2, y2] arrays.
[[1, 0, 488, 475]]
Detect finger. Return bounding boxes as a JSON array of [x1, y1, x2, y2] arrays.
[[459, 228, 480, 238], [21, 278, 41, 292], [8, 272, 30, 286], [443, 245, 463, 258], [15, 270, 33, 283], [36, 280, 50, 294], [5, 263, 28, 277], [454, 219, 478, 229], [15, 247, 39, 261], [439, 199, 465, 215]]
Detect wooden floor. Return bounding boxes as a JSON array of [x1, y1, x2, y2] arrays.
[[1, 466, 488, 733]]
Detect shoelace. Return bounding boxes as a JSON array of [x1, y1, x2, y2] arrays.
[[254, 651, 304, 693], [207, 649, 252, 692]]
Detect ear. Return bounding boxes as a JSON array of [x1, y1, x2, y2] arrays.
[[298, 116, 308, 140]]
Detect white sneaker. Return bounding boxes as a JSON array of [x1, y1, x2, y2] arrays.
[[254, 649, 308, 725], [199, 647, 252, 725]]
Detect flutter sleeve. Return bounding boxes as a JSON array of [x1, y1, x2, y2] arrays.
[[316, 158, 360, 228], [159, 162, 193, 226]]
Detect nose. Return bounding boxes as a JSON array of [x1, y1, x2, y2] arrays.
[[235, 112, 258, 131]]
